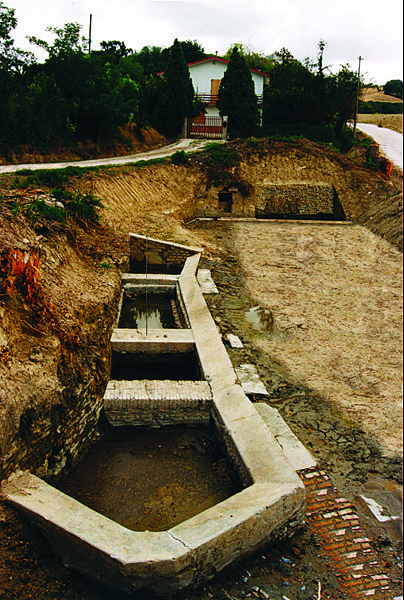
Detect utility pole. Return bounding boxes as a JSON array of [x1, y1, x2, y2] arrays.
[[88, 14, 92, 54], [353, 55, 363, 138]]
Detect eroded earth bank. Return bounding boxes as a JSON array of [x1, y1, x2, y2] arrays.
[[0, 138, 402, 599]]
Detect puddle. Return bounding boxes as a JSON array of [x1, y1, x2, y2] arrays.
[[111, 351, 202, 380], [245, 306, 274, 332], [118, 294, 177, 329], [54, 426, 241, 531]]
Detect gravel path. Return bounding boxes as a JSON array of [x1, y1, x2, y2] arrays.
[[355, 123, 403, 170], [0, 138, 219, 174]]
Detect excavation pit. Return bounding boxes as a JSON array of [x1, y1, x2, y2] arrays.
[[53, 424, 242, 532], [2, 235, 311, 596]]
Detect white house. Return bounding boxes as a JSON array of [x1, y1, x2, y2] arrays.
[[158, 55, 270, 138], [188, 55, 270, 117]]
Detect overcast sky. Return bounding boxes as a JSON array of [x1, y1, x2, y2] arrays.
[[6, 0, 403, 84]]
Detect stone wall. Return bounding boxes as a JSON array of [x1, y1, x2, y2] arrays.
[[104, 380, 212, 427], [193, 182, 345, 221], [195, 185, 255, 218], [129, 234, 201, 274], [255, 183, 343, 219]]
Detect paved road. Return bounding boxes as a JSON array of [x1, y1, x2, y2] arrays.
[[355, 123, 403, 170], [0, 138, 221, 174]]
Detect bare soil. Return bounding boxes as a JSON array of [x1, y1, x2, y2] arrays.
[[0, 138, 402, 599], [0, 126, 168, 166]]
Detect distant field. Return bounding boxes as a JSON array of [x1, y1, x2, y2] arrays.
[[358, 113, 403, 133], [362, 88, 403, 103]]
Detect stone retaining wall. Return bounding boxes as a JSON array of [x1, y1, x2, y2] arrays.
[[256, 183, 340, 219], [193, 183, 346, 221], [195, 185, 256, 219]]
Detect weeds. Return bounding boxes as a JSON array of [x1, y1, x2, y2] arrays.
[[10, 202, 20, 216], [15, 166, 89, 188]]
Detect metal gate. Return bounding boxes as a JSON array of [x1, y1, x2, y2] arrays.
[[188, 115, 224, 139]]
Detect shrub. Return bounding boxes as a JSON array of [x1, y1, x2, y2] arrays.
[[171, 150, 189, 165], [27, 199, 66, 223], [66, 192, 103, 223], [358, 101, 403, 115], [207, 147, 240, 168]]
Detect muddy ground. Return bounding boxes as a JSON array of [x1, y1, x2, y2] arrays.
[[0, 137, 402, 599]]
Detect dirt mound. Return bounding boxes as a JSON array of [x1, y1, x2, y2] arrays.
[[0, 126, 169, 166]]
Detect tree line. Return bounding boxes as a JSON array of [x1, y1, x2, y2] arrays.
[[1, 1, 362, 158]]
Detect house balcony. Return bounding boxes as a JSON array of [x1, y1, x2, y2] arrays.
[[196, 93, 263, 108]]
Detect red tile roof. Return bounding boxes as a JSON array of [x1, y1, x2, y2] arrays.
[[157, 55, 270, 78]]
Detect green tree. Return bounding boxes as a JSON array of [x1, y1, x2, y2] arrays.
[[9, 70, 66, 145], [0, 2, 36, 154], [152, 38, 195, 138], [26, 23, 140, 141], [224, 43, 275, 73], [384, 79, 403, 99], [175, 40, 205, 64], [133, 45, 167, 76], [1, 1, 35, 70], [216, 46, 260, 138], [328, 65, 359, 134], [262, 57, 316, 129], [99, 40, 132, 61], [28, 22, 87, 58]]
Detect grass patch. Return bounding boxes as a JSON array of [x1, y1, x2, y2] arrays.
[[13, 166, 91, 189], [132, 157, 169, 168]]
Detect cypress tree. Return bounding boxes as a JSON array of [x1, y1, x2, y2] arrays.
[[216, 46, 260, 138], [153, 39, 195, 138]]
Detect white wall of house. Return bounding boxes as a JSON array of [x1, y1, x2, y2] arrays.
[[189, 60, 228, 95], [188, 59, 267, 98], [251, 72, 266, 97], [187, 58, 268, 136]]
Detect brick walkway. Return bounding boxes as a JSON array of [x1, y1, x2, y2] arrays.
[[300, 467, 392, 599]]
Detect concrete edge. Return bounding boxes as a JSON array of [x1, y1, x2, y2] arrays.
[[255, 403, 317, 472], [2, 472, 305, 594]]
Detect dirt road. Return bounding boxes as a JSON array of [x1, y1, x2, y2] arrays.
[[0, 138, 219, 174], [355, 123, 403, 169]]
